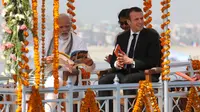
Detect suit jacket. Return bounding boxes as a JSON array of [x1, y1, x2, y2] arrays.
[[110, 28, 161, 73]]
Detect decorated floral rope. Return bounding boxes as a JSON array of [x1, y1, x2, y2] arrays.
[[186, 59, 200, 75], [19, 28, 30, 87], [67, 0, 76, 30], [0, 0, 32, 111], [143, 0, 152, 28], [160, 0, 171, 81], [133, 81, 145, 112], [53, 0, 60, 94], [133, 81, 160, 112], [80, 88, 100, 112], [186, 59, 200, 91], [143, 87, 151, 112], [184, 86, 200, 112], [80, 68, 91, 85], [32, 0, 41, 89], [1, 0, 6, 6], [41, 0, 46, 88], [16, 81, 22, 112], [27, 86, 45, 112]]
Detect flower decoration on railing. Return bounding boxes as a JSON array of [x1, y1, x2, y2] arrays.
[[27, 86, 45, 112], [133, 81, 160, 112], [184, 86, 200, 112], [0, 0, 32, 111], [80, 88, 100, 112], [41, 0, 46, 88], [143, 0, 152, 28], [32, 0, 41, 89], [53, 0, 60, 94], [186, 59, 200, 76], [160, 0, 171, 81], [67, 0, 76, 30], [16, 82, 23, 112], [80, 68, 91, 85], [0, 0, 32, 81]]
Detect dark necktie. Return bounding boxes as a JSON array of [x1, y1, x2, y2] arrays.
[[127, 34, 137, 69], [128, 34, 137, 58]]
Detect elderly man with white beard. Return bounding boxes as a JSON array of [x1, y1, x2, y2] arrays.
[[44, 13, 95, 112]]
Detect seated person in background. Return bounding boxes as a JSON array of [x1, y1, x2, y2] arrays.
[[105, 8, 130, 63], [44, 13, 95, 112], [99, 7, 161, 112]]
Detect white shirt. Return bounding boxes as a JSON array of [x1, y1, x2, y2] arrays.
[[126, 30, 140, 58], [114, 30, 140, 69]]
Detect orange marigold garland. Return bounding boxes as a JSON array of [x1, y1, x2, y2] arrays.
[[133, 81, 144, 112], [53, 0, 60, 94], [186, 59, 200, 76], [27, 86, 45, 112], [143, 0, 152, 28], [80, 68, 91, 85], [67, 0, 76, 30], [133, 81, 160, 112], [41, 0, 46, 88], [160, 0, 171, 81], [184, 86, 200, 112], [1, 0, 32, 111], [186, 59, 200, 91], [80, 88, 100, 112], [32, 0, 41, 89], [16, 80, 22, 112], [1, 0, 4, 4], [19, 32, 30, 87], [142, 87, 151, 112]]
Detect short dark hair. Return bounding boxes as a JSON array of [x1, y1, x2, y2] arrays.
[[118, 8, 129, 20], [127, 7, 143, 19]]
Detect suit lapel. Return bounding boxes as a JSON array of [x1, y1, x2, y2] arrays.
[[122, 30, 130, 54]]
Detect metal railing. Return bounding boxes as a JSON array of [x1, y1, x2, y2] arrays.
[[0, 61, 200, 112]]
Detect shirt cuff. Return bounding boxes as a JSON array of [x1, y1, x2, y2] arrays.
[[132, 60, 135, 68], [114, 61, 121, 69]]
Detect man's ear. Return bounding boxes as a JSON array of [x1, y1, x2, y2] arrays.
[[127, 19, 131, 25]]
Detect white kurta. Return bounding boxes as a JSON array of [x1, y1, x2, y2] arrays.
[[44, 32, 89, 112], [44, 32, 87, 56]]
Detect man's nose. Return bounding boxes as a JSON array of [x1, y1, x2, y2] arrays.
[[62, 26, 70, 31], [139, 19, 144, 24]]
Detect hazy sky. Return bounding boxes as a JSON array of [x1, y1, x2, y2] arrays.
[[56, 0, 200, 24], [1, 0, 199, 24]]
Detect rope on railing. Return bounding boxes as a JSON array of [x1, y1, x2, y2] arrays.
[[160, 0, 171, 81], [41, 0, 46, 88], [184, 86, 200, 112], [133, 80, 160, 112], [52, 0, 60, 94], [67, 0, 77, 31], [143, 0, 152, 28], [80, 88, 100, 112]]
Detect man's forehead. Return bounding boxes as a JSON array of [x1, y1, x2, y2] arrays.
[[58, 18, 71, 25], [59, 14, 71, 21], [59, 19, 71, 24], [130, 12, 143, 18]]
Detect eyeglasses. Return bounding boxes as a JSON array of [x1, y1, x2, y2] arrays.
[[119, 21, 128, 26]]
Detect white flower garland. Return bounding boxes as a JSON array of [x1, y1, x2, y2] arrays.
[[0, 0, 32, 77]]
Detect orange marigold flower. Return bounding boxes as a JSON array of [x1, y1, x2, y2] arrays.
[[23, 31, 29, 37]]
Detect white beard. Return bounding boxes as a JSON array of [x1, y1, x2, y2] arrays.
[[60, 32, 71, 40]]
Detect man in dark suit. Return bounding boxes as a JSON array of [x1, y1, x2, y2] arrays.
[[99, 7, 161, 111]]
